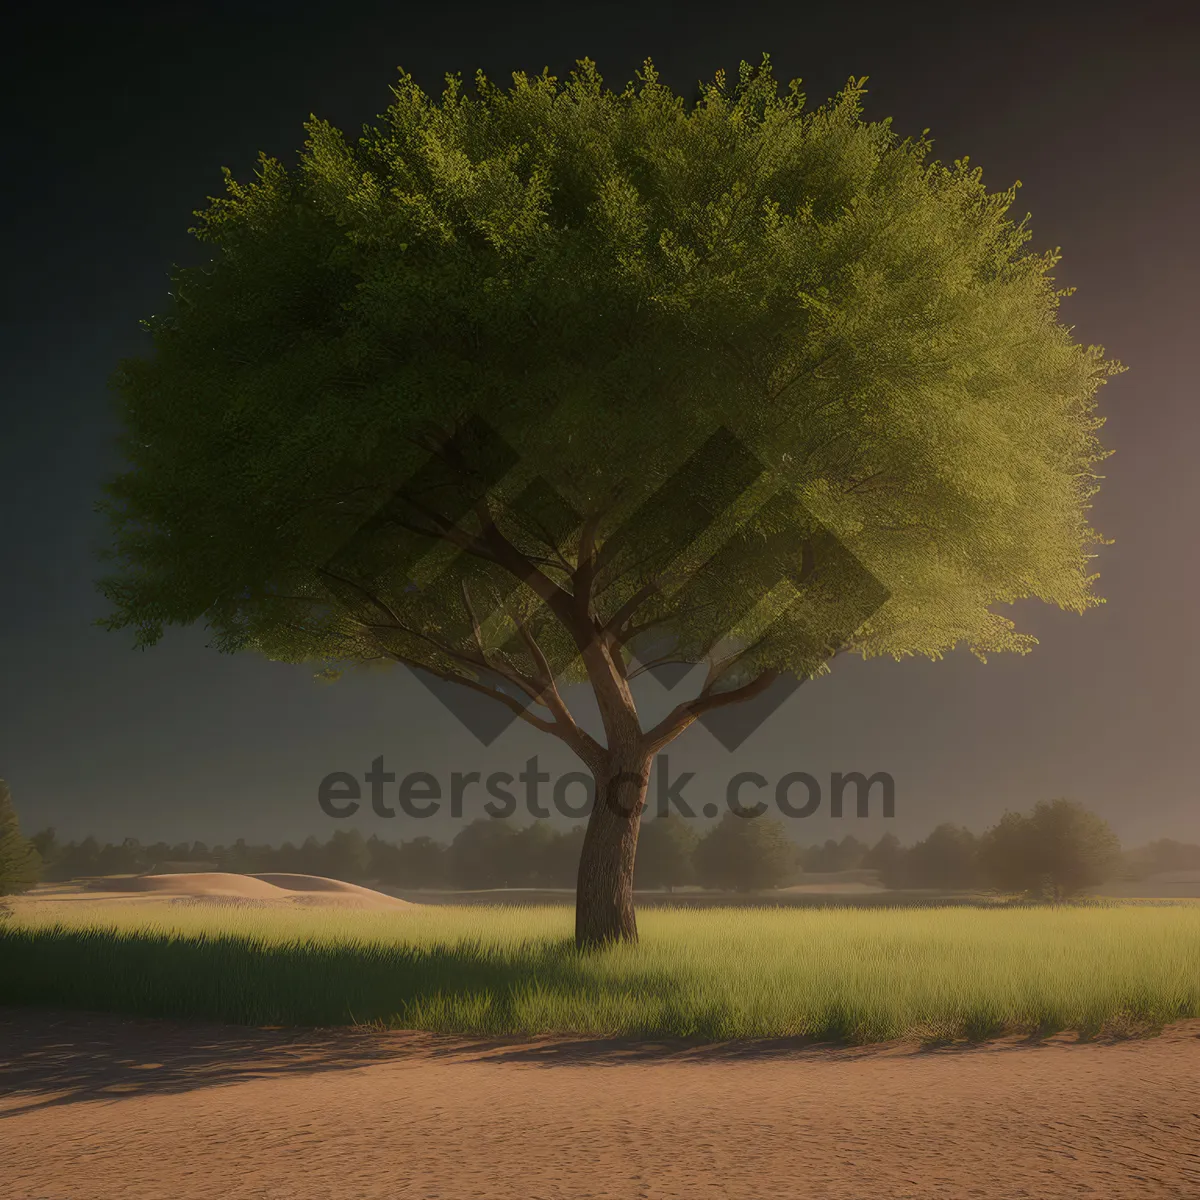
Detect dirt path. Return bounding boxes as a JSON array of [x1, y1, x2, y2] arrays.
[[2, 1010, 1198, 1199]]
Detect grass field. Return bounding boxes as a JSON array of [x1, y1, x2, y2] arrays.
[[3, 900, 1199, 1043]]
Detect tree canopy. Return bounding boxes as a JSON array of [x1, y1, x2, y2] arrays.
[[98, 56, 1118, 944], [103, 56, 1114, 700]]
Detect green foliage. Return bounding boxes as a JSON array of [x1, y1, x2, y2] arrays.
[[100, 55, 1118, 707], [979, 799, 1121, 899], [693, 812, 795, 890], [0, 781, 41, 895]]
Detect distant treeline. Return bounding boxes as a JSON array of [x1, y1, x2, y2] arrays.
[[23, 799, 1200, 899]]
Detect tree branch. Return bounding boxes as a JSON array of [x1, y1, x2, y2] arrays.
[[510, 612, 606, 768], [642, 669, 781, 755], [380, 648, 561, 737]]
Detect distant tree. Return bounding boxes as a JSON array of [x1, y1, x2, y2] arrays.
[[99, 57, 1118, 947], [29, 827, 58, 868], [800, 839, 839, 872], [0, 781, 41, 895], [323, 829, 371, 881], [798, 834, 870, 873], [366, 834, 402, 882], [903, 823, 979, 890], [831, 834, 868, 871], [448, 819, 519, 889], [56, 836, 100, 879], [271, 840, 298, 871], [97, 836, 145, 876], [295, 836, 326, 876], [1142, 839, 1200, 874], [540, 826, 587, 888], [220, 837, 255, 874], [396, 836, 448, 887], [506, 822, 564, 887], [694, 813, 795, 891], [862, 831, 903, 882], [635, 817, 698, 890], [979, 799, 1120, 900]]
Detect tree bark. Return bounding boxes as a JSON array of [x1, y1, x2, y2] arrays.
[[574, 749, 651, 949]]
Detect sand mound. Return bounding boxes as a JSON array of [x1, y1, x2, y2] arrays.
[[252, 874, 413, 909], [252, 874, 364, 893], [86, 873, 288, 900], [77, 872, 412, 910]]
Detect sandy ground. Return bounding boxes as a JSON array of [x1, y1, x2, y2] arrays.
[[21, 873, 413, 911], [2, 1010, 1198, 1199]]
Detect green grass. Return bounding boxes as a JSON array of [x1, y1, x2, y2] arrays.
[[3, 900, 1199, 1043]]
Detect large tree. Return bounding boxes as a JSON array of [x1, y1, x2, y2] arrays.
[[99, 57, 1117, 946]]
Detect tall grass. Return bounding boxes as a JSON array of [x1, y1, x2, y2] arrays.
[[3, 901, 1199, 1042]]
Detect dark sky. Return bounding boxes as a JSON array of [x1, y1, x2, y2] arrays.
[[3, 0, 1197, 848]]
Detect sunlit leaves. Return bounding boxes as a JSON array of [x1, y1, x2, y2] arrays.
[[100, 54, 1117, 689]]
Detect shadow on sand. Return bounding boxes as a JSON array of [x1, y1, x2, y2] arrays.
[[5, 1004, 1169, 1119]]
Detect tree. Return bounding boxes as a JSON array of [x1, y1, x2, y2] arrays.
[[221, 837, 256, 874], [862, 831, 906, 885], [367, 833, 403, 882], [57, 835, 100, 879], [98, 57, 1117, 946], [323, 829, 371, 880], [541, 825, 587, 887], [693, 812, 795, 891], [97, 836, 145, 876], [635, 816, 698, 890], [505, 821, 563, 886], [800, 834, 868, 872], [397, 835, 449, 887], [0, 781, 41, 895], [30, 827, 58, 869], [904, 822, 979, 889], [979, 800, 1121, 899], [295, 836, 326, 875], [1139, 839, 1200, 875], [448, 819, 519, 889]]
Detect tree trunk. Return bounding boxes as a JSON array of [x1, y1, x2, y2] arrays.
[[575, 750, 651, 949]]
